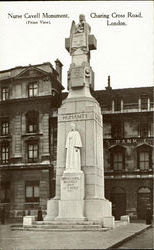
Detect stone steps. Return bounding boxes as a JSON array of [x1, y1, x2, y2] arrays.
[[35, 220, 102, 225], [11, 221, 110, 231], [12, 226, 109, 232], [34, 224, 102, 229], [11, 220, 129, 231]]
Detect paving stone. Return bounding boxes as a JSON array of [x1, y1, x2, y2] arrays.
[[0, 223, 151, 250]]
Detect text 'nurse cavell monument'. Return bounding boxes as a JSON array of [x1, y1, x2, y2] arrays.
[[45, 14, 114, 227]]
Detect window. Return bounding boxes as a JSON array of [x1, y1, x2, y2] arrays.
[[28, 82, 38, 97], [140, 122, 149, 137], [25, 181, 40, 202], [141, 95, 148, 110], [114, 98, 121, 111], [124, 120, 139, 138], [111, 120, 123, 139], [103, 122, 111, 138], [26, 111, 39, 133], [1, 121, 9, 135], [113, 151, 123, 170], [0, 182, 10, 203], [138, 152, 149, 170], [1, 142, 9, 164], [137, 145, 152, 171], [1, 87, 9, 101], [27, 142, 39, 163], [110, 145, 125, 171]]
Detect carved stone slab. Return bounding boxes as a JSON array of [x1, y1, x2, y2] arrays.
[[71, 67, 84, 88], [72, 33, 87, 48], [65, 35, 97, 52], [61, 172, 84, 200]]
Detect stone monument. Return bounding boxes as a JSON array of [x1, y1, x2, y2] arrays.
[[45, 14, 114, 227]]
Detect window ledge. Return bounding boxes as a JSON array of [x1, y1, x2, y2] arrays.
[[113, 170, 125, 173], [139, 169, 153, 173], [0, 162, 9, 166], [0, 135, 11, 139], [134, 169, 152, 172], [22, 132, 43, 137], [25, 201, 40, 203], [27, 160, 40, 164]]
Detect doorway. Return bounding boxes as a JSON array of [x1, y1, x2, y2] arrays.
[[111, 187, 126, 220], [137, 187, 152, 219]]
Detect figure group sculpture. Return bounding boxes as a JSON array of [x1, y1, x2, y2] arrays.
[[69, 14, 91, 55]]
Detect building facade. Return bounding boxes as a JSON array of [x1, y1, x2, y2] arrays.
[[0, 65, 153, 220], [94, 80, 154, 220], [0, 60, 63, 219]]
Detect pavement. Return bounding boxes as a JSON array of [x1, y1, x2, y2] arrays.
[[117, 227, 153, 249], [0, 222, 152, 250]]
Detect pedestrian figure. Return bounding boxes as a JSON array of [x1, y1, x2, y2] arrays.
[[37, 206, 43, 221], [1, 206, 5, 224], [146, 204, 152, 225]]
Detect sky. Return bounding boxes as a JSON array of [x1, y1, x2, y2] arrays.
[[0, 1, 153, 91]]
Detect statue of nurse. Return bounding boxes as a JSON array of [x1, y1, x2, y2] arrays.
[[65, 123, 82, 172]]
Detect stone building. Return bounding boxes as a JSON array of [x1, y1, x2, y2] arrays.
[[94, 78, 154, 220], [0, 60, 63, 219], [0, 64, 153, 220]]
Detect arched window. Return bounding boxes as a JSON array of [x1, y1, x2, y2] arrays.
[[109, 145, 126, 171], [138, 187, 151, 193], [26, 111, 39, 133], [137, 144, 152, 170]]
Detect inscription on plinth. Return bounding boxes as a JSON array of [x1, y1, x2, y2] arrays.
[[59, 113, 87, 122], [58, 112, 102, 125], [63, 176, 79, 192], [61, 173, 84, 200]]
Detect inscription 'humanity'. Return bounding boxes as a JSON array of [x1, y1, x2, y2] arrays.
[[58, 112, 102, 124]]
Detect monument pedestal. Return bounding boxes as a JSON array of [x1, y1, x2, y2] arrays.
[[56, 171, 86, 221], [44, 96, 114, 227]]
